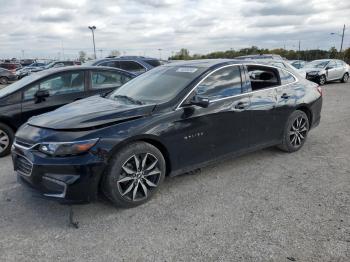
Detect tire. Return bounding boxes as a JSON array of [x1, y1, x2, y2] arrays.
[[318, 75, 326, 85], [0, 123, 14, 157], [0, 77, 8, 85], [277, 110, 309, 153], [102, 142, 166, 208], [341, 73, 349, 83]]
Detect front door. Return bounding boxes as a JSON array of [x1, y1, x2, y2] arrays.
[[21, 70, 86, 123], [166, 65, 252, 169]]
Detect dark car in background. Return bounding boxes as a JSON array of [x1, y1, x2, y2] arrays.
[[0, 62, 22, 73], [0, 66, 135, 156], [0, 68, 17, 85], [11, 60, 322, 207], [305, 59, 349, 85], [85, 56, 161, 75]]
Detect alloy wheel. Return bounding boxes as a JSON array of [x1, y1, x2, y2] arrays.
[[289, 116, 308, 147], [319, 76, 326, 85], [117, 153, 161, 202], [0, 130, 10, 154]]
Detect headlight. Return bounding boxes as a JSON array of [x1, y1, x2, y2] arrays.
[[38, 139, 99, 156]]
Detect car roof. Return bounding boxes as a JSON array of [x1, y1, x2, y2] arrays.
[[33, 65, 136, 77]]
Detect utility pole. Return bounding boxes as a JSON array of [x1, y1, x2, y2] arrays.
[[158, 48, 162, 60], [298, 40, 301, 61], [340, 24, 345, 53], [88, 26, 97, 59]]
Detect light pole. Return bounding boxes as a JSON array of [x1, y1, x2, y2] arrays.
[[331, 24, 346, 57], [158, 48, 162, 60], [88, 26, 97, 59]]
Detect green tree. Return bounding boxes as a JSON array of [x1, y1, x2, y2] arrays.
[[109, 50, 120, 57], [329, 47, 338, 59]]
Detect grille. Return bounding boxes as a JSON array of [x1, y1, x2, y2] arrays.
[[16, 155, 33, 176]]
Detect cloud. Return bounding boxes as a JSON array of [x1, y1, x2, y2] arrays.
[[0, 0, 348, 59]]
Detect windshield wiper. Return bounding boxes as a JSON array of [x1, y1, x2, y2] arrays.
[[113, 95, 144, 105]]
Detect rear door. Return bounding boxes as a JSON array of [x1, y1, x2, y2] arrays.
[[21, 70, 86, 122], [326, 61, 337, 80]]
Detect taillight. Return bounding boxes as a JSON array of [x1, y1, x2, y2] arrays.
[[316, 86, 322, 96]]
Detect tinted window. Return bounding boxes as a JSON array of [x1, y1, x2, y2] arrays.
[[109, 65, 207, 104], [120, 61, 146, 73], [143, 60, 161, 67], [196, 66, 242, 100], [24, 72, 84, 100], [278, 69, 295, 85], [91, 71, 131, 89], [100, 61, 118, 67]]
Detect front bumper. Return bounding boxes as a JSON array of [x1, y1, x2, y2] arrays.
[[11, 143, 107, 203]]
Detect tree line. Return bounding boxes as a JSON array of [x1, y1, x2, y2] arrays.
[[169, 46, 350, 63]]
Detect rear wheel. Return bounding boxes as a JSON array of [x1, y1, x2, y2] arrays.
[[341, 73, 349, 83], [0, 123, 14, 157], [319, 75, 326, 85], [278, 110, 309, 153], [0, 77, 8, 85], [103, 142, 166, 208]]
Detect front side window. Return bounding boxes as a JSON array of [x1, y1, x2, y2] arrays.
[[91, 71, 131, 89], [278, 69, 296, 85], [195, 66, 242, 100], [327, 61, 336, 69], [23, 72, 84, 100], [120, 61, 146, 73]]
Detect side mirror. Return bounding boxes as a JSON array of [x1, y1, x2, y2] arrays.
[[34, 90, 50, 103], [325, 66, 333, 70], [189, 95, 210, 108]]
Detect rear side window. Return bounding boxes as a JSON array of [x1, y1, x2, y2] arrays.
[[119, 61, 146, 73], [91, 71, 131, 89], [278, 69, 296, 85], [100, 61, 119, 68], [247, 65, 279, 91], [196, 66, 242, 100]]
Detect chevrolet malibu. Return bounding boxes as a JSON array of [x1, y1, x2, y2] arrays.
[[12, 60, 323, 208]]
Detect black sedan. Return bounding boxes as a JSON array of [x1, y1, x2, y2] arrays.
[[12, 60, 322, 207], [0, 66, 135, 156]]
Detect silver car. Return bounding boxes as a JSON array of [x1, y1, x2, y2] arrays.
[[304, 59, 350, 85]]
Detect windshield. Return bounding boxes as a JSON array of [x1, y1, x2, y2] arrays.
[[305, 60, 329, 69], [108, 65, 207, 104], [0, 73, 42, 97]]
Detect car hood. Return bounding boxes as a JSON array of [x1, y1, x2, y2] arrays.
[[304, 68, 323, 73], [28, 96, 156, 130]]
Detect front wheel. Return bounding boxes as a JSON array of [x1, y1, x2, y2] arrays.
[[0, 77, 8, 85], [0, 123, 14, 157], [102, 142, 166, 208], [319, 75, 326, 85], [341, 73, 349, 83], [278, 110, 309, 153]]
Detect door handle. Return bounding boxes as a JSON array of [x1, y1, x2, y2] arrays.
[[234, 101, 249, 110], [281, 93, 290, 99]]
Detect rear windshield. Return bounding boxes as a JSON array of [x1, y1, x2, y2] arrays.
[[0, 73, 42, 98], [143, 59, 161, 67]]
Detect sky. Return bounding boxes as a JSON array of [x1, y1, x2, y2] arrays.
[[0, 0, 349, 60]]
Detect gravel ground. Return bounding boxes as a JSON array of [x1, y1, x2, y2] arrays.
[[0, 82, 349, 262]]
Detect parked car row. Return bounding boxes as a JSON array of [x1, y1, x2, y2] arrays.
[[0, 58, 324, 208]]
